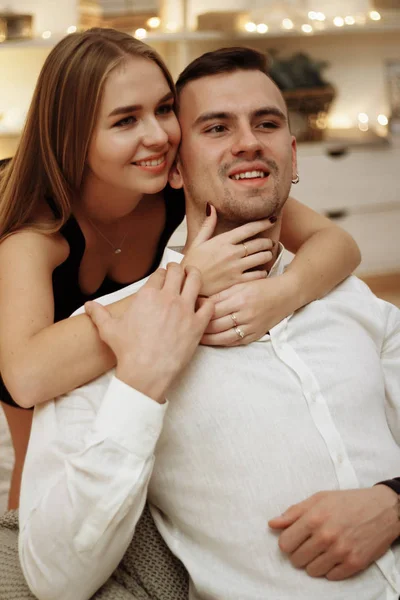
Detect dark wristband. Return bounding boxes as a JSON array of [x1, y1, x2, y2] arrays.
[[376, 478, 400, 495]]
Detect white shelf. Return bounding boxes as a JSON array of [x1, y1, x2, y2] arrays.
[[1, 16, 400, 49]]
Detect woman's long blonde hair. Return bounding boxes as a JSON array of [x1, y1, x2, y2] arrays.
[[0, 28, 175, 239]]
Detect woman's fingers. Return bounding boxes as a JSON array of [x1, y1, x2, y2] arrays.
[[228, 219, 274, 244], [242, 250, 273, 271], [236, 237, 274, 258], [202, 325, 247, 346]]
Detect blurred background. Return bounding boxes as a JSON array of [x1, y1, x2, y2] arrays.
[[0, 0, 399, 292], [0, 0, 399, 513]]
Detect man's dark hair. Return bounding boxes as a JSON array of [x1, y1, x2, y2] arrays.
[[176, 47, 271, 97]]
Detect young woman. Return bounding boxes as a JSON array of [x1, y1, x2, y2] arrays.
[[0, 28, 360, 509]]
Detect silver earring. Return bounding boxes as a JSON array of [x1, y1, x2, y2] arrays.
[[292, 174, 300, 184]]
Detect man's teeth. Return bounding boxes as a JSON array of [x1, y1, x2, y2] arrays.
[[136, 156, 165, 167], [231, 171, 267, 180]]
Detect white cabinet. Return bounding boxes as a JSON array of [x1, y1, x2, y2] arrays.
[[294, 142, 400, 274]]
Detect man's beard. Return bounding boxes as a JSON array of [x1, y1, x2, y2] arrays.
[[214, 158, 288, 228]]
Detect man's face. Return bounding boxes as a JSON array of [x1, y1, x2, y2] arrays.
[[175, 69, 297, 225]]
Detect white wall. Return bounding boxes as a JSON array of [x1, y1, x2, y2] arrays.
[[0, 1, 78, 36], [0, 30, 399, 135]]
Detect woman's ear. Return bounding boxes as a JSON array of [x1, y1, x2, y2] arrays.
[[168, 160, 184, 189]]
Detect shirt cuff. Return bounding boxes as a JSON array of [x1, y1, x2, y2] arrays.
[[93, 376, 168, 457]]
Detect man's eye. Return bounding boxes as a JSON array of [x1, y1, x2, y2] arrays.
[[259, 121, 279, 129], [114, 116, 136, 128], [205, 125, 226, 134], [157, 103, 174, 115]]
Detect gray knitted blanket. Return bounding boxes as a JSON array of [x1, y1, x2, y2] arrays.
[[0, 505, 188, 600]]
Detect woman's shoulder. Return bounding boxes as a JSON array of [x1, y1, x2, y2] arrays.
[[0, 221, 69, 270]]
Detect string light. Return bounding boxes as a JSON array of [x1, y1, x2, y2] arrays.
[[282, 18, 294, 30], [301, 24, 313, 33], [369, 11, 381, 21], [377, 114, 388, 126], [358, 113, 369, 124], [308, 11, 317, 20], [134, 28, 147, 39], [67, 25, 77, 34], [244, 22, 257, 32], [333, 17, 344, 27], [256, 23, 268, 34], [316, 13, 326, 21], [147, 17, 161, 29], [41, 30, 52, 39], [345, 16, 355, 25]]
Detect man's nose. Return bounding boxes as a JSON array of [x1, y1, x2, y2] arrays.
[[142, 118, 169, 148], [231, 126, 263, 156]]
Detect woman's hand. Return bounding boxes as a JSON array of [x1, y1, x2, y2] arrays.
[[182, 204, 275, 297], [201, 271, 298, 346]]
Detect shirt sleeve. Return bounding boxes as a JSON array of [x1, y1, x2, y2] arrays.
[[380, 299, 400, 445], [19, 375, 167, 600]]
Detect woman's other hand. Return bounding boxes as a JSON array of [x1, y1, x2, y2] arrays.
[[201, 271, 297, 346]]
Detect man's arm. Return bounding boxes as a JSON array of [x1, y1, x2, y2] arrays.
[[19, 265, 213, 600], [269, 299, 400, 581]]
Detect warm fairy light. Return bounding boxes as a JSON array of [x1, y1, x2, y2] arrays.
[[377, 114, 389, 126], [333, 17, 344, 27], [134, 28, 147, 39], [67, 25, 77, 34], [41, 30, 52, 39], [358, 112, 369, 124], [256, 23, 268, 33], [308, 11, 317, 20], [301, 24, 313, 33], [147, 17, 161, 29], [282, 18, 294, 30], [369, 11, 381, 21], [316, 12, 326, 21], [244, 22, 257, 32], [345, 16, 355, 25]]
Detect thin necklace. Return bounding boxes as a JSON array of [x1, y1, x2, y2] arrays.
[[88, 217, 129, 255]]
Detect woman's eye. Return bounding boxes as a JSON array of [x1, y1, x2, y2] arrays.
[[114, 116, 136, 128], [157, 103, 174, 115]]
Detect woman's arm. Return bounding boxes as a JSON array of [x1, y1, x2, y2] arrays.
[[280, 196, 361, 309], [0, 230, 135, 408], [201, 197, 361, 346]]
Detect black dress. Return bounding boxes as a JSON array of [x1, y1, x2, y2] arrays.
[[0, 161, 185, 408]]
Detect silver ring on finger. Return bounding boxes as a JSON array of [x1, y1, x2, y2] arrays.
[[234, 325, 245, 339], [242, 243, 248, 258], [230, 313, 238, 327]]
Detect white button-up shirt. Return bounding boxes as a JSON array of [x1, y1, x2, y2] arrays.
[[19, 248, 400, 600]]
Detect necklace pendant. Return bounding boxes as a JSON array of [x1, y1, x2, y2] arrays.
[[114, 248, 122, 254]]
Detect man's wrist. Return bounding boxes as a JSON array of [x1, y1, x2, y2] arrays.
[[116, 361, 169, 404]]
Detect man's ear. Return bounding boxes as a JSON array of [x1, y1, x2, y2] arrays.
[[168, 160, 184, 189]]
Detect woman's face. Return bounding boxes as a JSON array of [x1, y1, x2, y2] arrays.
[[87, 56, 181, 203]]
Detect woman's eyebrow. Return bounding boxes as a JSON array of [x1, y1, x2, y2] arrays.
[[108, 92, 174, 118]]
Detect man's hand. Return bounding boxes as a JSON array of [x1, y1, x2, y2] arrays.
[[85, 264, 214, 403], [268, 487, 400, 581]]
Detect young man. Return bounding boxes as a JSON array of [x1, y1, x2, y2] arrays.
[[19, 48, 400, 600]]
